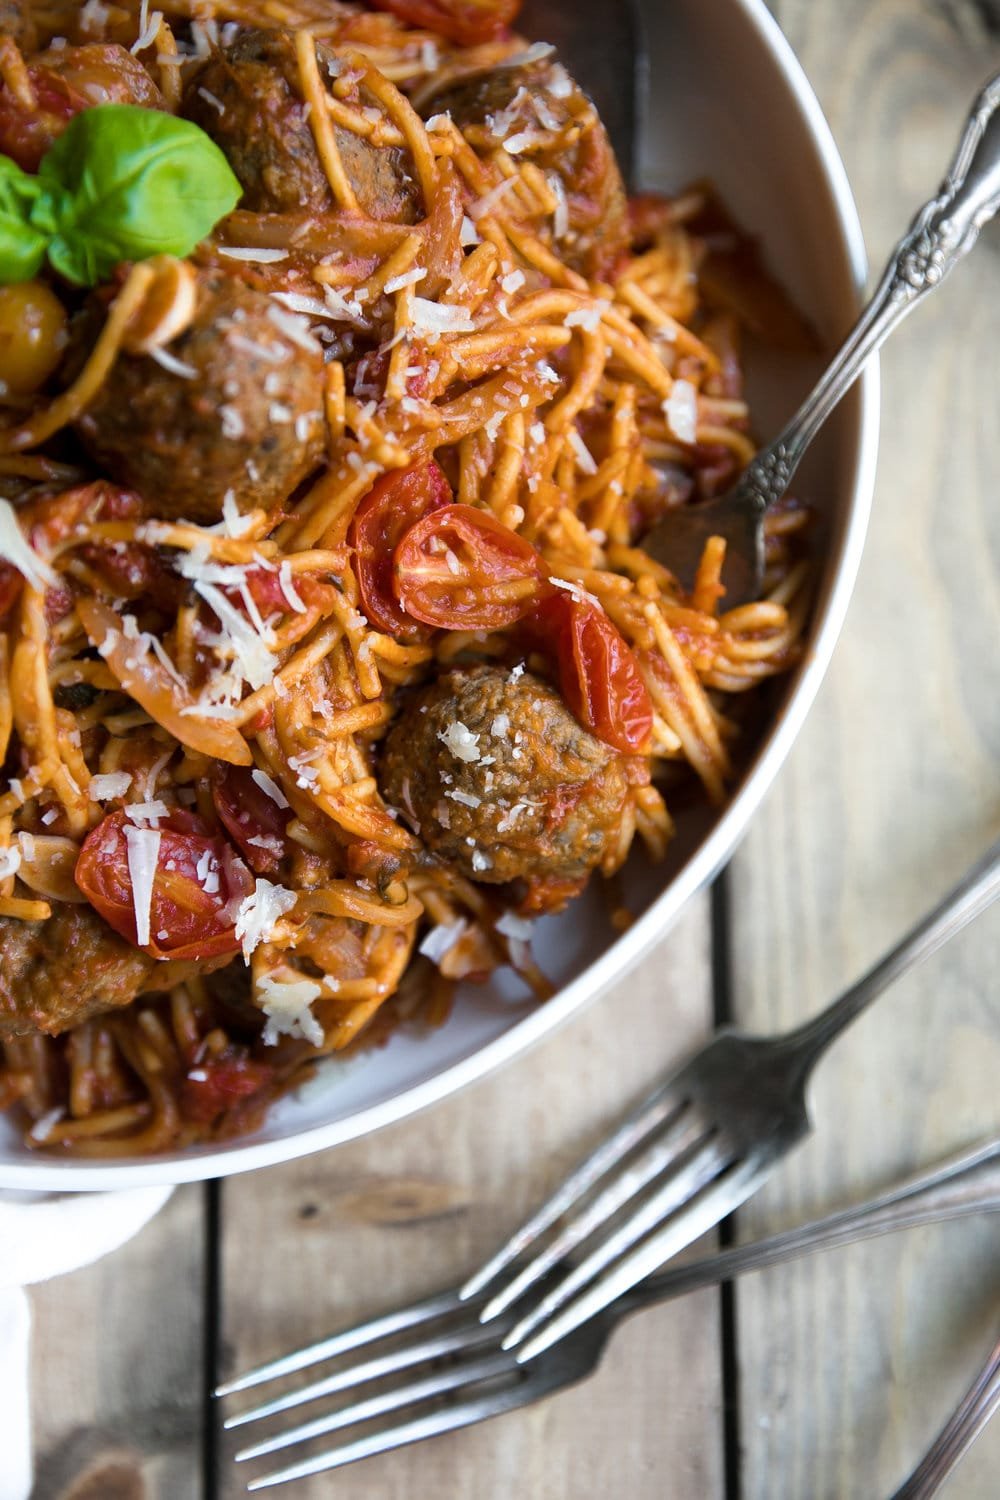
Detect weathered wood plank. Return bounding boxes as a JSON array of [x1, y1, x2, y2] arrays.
[[730, 3, 1000, 1494], [216, 898, 724, 1500], [27, 1184, 206, 1500]]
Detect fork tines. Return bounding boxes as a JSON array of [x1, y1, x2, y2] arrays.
[[457, 1056, 758, 1362], [218, 1289, 535, 1491]]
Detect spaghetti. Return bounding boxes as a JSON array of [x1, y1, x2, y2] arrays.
[[0, 0, 813, 1155]]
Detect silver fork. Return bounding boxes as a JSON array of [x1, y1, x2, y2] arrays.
[[452, 839, 1000, 1361], [888, 1322, 1000, 1500], [218, 1134, 1000, 1489]]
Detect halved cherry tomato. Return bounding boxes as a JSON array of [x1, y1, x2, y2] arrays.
[[75, 809, 255, 961], [524, 590, 653, 754], [180, 1048, 275, 1126], [27, 481, 176, 608], [393, 503, 544, 630], [222, 564, 338, 622], [213, 766, 290, 876], [0, 563, 21, 622], [0, 67, 87, 172], [368, 0, 521, 46], [348, 461, 451, 639]]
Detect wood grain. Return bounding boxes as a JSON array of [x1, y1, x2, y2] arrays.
[[730, 3, 1000, 1494], [21, 5, 1000, 1499], [215, 898, 724, 1500], [27, 1185, 206, 1500]]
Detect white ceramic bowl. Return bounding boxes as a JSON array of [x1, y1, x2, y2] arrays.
[[0, 0, 879, 1189]]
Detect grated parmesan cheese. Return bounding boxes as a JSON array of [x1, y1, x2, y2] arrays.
[[549, 575, 600, 607], [447, 788, 481, 808], [124, 826, 161, 947], [548, 171, 569, 238], [419, 918, 467, 964], [409, 297, 476, 338], [504, 41, 555, 66], [258, 973, 324, 1047], [0, 498, 57, 592], [267, 302, 323, 353], [663, 379, 698, 445], [195, 847, 220, 895], [277, 560, 307, 614], [29, 1107, 65, 1143], [219, 404, 244, 439], [251, 769, 289, 809], [460, 215, 482, 247], [503, 129, 540, 155], [131, 1, 162, 54], [235, 878, 297, 960], [229, 332, 287, 364], [565, 301, 609, 333], [469, 176, 518, 222], [124, 799, 168, 825], [384, 267, 427, 294], [150, 345, 197, 379], [438, 721, 480, 763], [219, 246, 289, 263], [567, 427, 598, 475]]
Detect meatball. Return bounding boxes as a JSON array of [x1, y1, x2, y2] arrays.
[[419, 59, 628, 278], [182, 28, 421, 221], [0, 903, 202, 1039], [380, 666, 630, 910], [73, 270, 326, 523]]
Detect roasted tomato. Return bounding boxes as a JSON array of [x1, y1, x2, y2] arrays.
[[0, 66, 86, 172], [212, 766, 291, 876], [393, 503, 544, 630], [222, 563, 338, 623], [0, 562, 21, 621], [523, 590, 653, 754], [348, 460, 451, 639], [368, 0, 521, 46], [75, 809, 255, 961], [25, 481, 175, 607], [180, 1047, 274, 1126]]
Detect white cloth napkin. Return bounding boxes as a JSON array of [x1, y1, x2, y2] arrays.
[[0, 1186, 173, 1500]]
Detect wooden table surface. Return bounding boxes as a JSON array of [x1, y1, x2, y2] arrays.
[[25, 2, 1000, 1497]]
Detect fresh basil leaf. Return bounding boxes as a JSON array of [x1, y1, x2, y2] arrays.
[[38, 105, 242, 286], [0, 155, 49, 283]]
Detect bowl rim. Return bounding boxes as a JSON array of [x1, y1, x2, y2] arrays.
[[0, 0, 881, 1191]]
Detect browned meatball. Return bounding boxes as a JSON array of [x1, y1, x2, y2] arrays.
[[73, 271, 325, 522], [419, 59, 628, 278], [380, 666, 630, 911], [182, 28, 421, 221], [0, 903, 203, 1040]]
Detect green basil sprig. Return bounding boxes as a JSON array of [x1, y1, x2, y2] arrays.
[[0, 104, 241, 287]]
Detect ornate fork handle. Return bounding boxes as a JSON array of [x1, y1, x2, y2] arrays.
[[736, 71, 1000, 517], [888, 1324, 1000, 1499]]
